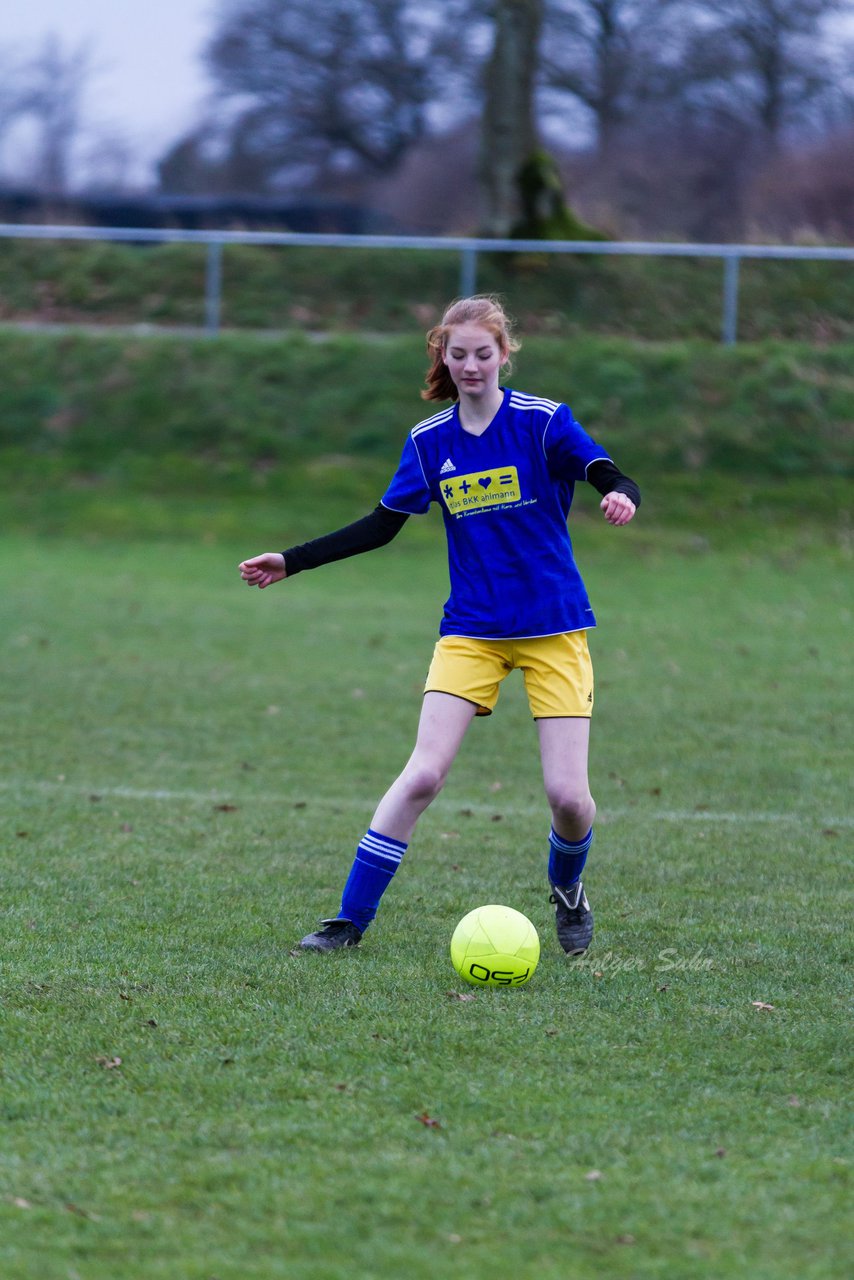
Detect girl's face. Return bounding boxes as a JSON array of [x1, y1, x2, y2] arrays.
[[443, 322, 507, 398]]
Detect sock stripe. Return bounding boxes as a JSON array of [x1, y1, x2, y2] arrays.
[[363, 828, 407, 851], [354, 850, 402, 871], [549, 826, 593, 855], [360, 834, 406, 863]]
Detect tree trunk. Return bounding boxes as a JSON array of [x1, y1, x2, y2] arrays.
[[479, 0, 544, 236]]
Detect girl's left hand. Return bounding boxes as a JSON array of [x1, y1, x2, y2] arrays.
[[600, 491, 636, 526]]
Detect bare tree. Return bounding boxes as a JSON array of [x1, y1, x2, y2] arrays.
[[15, 35, 93, 192], [194, 0, 462, 191], [680, 0, 853, 151], [540, 0, 686, 156]]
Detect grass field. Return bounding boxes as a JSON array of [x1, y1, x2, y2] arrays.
[[1, 507, 851, 1279]]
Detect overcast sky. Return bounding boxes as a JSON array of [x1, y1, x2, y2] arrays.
[[2, 0, 213, 185]]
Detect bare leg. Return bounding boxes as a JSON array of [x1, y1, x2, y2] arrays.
[[370, 692, 478, 842], [536, 717, 596, 840]]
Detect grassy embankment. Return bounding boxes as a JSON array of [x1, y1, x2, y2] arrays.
[[0, 327, 851, 545], [1, 237, 854, 342]]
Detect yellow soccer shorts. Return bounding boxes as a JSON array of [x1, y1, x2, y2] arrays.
[[424, 631, 594, 719]]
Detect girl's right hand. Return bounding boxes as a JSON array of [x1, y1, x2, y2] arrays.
[[238, 552, 287, 588]]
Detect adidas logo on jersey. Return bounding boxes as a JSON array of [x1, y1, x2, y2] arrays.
[[439, 457, 456, 474]]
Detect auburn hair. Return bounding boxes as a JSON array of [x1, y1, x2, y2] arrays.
[[422, 295, 520, 402]]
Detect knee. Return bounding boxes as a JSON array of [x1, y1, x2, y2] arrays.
[[401, 761, 448, 807], [548, 789, 596, 832]]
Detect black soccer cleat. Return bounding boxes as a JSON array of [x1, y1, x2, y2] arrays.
[[298, 918, 363, 952], [549, 880, 594, 955]]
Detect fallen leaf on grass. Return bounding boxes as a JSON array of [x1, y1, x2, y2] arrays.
[[446, 991, 476, 1002], [65, 1202, 98, 1219], [788, 1095, 802, 1107], [415, 1112, 442, 1129], [11, 1197, 32, 1209], [585, 1170, 602, 1181], [490, 813, 503, 822], [714, 1147, 727, 1158], [213, 803, 239, 813], [616, 1234, 636, 1245], [16, 831, 28, 838], [751, 1001, 775, 1011], [95, 1056, 122, 1070]]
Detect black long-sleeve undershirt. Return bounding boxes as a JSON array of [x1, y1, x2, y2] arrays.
[[587, 458, 641, 509], [283, 505, 409, 576], [282, 458, 640, 577]]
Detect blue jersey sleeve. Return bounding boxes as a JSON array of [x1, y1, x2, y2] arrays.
[[381, 434, 432, 515], [543, 403, 611, 482]]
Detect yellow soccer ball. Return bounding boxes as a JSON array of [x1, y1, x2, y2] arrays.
[[450, 904, 540, 987]]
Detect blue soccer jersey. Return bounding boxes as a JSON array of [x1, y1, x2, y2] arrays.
[[381, 388, 611, 639]]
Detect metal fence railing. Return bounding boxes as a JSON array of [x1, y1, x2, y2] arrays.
[[1, 222, 852, 344]]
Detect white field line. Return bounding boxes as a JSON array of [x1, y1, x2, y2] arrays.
[[2, 779, 852, 828]]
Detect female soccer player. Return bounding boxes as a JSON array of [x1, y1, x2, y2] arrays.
[[239, 296, 639, 955]]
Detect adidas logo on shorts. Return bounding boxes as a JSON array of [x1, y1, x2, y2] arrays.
[[439, 457, 456, 474]]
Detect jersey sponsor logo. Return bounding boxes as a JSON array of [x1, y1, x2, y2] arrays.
[[441, 466, 521, 514], [439, 457, 456, 474]]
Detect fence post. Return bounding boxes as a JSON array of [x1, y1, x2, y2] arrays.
[[460, 246, 478, 297], [205, 241, 223, 334], [722, 254, 740, 345]]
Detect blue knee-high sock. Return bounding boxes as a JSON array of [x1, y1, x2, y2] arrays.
[[339, 828, 408, 932], [548, 826, 593, 888]]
